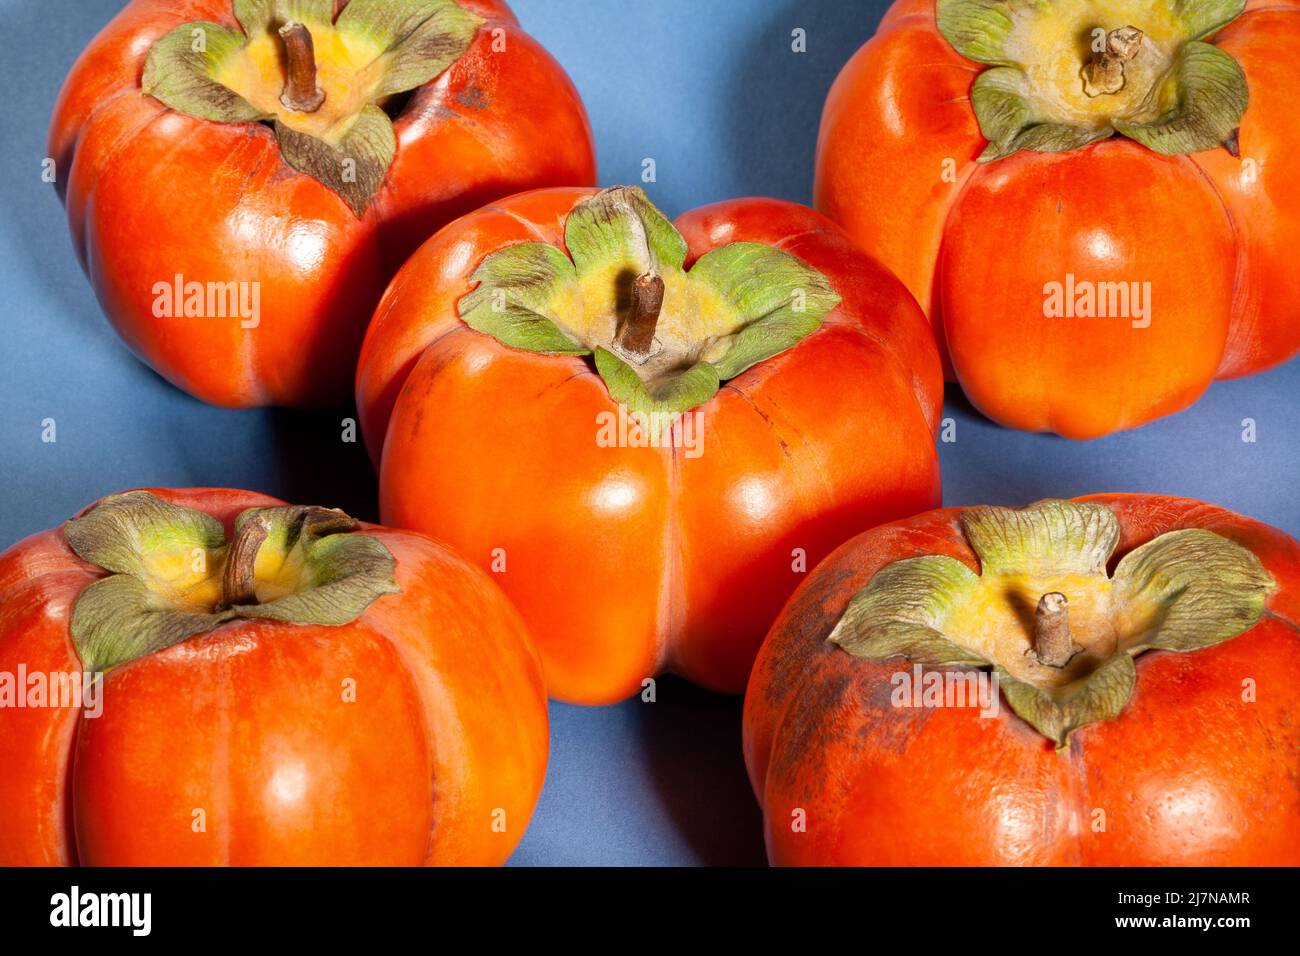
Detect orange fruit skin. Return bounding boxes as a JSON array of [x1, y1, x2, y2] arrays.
[[815, 0, 1300, 437], [48, 0, 596, 407], [745, 494, 1300, 866], [0, 488, 548, 866], [358, 188, 943, 704]]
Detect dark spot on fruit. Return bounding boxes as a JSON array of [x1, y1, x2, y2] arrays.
[[454, 84, 489, 111]]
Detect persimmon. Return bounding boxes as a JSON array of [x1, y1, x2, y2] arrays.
[[816, 0, 1300, 438], [49, 0, 595, 407], [0, 488, 547, 866], [357, 186, 943, 704], [745, 495, 1300, 865]]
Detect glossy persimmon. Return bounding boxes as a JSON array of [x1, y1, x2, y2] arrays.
[[50, 0, 595, 406], [746, 495, 1300, 865], [358, 185, 944, 703], [817, 0, 1300, 437], [0, 488, 547, 866]]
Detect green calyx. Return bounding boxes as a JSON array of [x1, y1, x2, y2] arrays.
[[828, 499, 1275, 747], [937, 0, 1249, 161], [141, 0, 483, 215], [457, 186, 842, 424], [64, 491, 399, 675]]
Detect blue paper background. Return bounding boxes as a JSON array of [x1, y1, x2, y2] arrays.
[[0, 0, 1296, 865]]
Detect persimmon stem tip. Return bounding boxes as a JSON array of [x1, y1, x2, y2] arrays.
[[279, 21, 326, 114], [1081, 26, 1144, 98], [1033, 591, 1077, 668], [619, 272, 665, 356]]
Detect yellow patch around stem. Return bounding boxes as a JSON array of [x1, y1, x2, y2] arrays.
[[214, 19, 388, 144], [564, 267, 742, 385], [943, 571, 1163, 689], [141, 548, 226, 612], [250, 535, 309, 604], [1006, 0, 1184, 128], [141, 536, 309, 612]]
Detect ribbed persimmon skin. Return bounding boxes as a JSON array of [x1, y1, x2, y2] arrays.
[[358, 188, 943, 704], [744, 495, 1300, 866], [939, 142, 1236, 439], [1196, 2, 1300, 376], [815, 0, 1300, 436], [0, 488, 548, 866], [48, 0, 595, 407]]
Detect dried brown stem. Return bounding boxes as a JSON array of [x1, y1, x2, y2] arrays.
[[221, 515, 270, 608], [1081, 26, 1144, 98], [1033, 592, 1077, 668], [279, 21, 326, 113], [619, 272, 665, 355]]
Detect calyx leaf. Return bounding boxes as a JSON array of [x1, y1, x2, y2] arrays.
[[828, 499, 1276, 747], [141, 22, 266, 123], [141, 1, 484, 216], [70, 576, 234, 677], [456, 187, 841, 420], [971, 67, 1113, 162], [65, 493, 398, 675], [827, 556, 986, 666], [593, 349, 721, 428], [235, 0, 335, 33], [996, 654, 1137, 746], [458, 242, 588, 355], [65, 491, 226, 582], [1113, 528, 1273, 652], [1175, 0, 1247, 40], [274, 106, 396, 217], [340, 0, 483, 98], [959, 499, 1118, 577], [940, 0, 1250, 160], [936, 0, 1016, 65], [230, 505, 401, 627], [1113, 42, 1249, 156], [563, 185, 689, 280], [688, 242, 841, 380]]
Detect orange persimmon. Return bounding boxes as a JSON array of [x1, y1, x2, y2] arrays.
[[816, 0, 1300, 437], [357, 185, 943, 704], [746, 495, 1300, 865], [49, 0, 595, 407], [0, 488, 547, 866]]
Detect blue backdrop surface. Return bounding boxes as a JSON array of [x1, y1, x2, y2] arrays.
[[0, 0, 1296, 865]]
